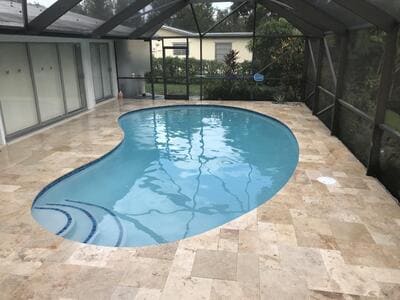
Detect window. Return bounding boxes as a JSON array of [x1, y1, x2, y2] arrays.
[[215, 42, 232, 62], [173, 43, 187, 56]]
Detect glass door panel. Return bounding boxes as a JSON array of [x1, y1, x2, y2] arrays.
[[0, 43, 38, 134], [90, 44, 104, 101], [29, 43, 65, 122], [99, 43, 112, 98], [163, 47, 189, 100], [58, 44, 83, 112]]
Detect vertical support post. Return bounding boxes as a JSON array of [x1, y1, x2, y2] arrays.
[[312, 38, 324, 115], [367, 26, 399, 176], [162, 38, 167, 99], [108, 41, 118, 98], [250, 0, 257, 101], [331, 33, 349, 135], [149, 39, 155, 100], [186, 37, 190, 99], [97, 44, 105, 100], [22, 0, 28, 29], [302, 37, 310, 102], [200, 36, 203, 100], [251, 0, 257, 74], [113, 40, 120, 95], [308, 39, 317, 76], [190, 2, 203, 100], [323, 37, 337, 88]]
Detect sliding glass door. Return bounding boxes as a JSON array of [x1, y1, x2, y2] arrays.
[[0, 42, 86, 140], [90, 43, 113, 102], [0, 43, 38, 134], [58, 44, 84, 113], [100, 43, 113, 98], [29, 43, 65, 122]]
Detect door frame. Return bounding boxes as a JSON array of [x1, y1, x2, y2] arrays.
[[90, 42, 113, 103], [162, 39, 189, 100]]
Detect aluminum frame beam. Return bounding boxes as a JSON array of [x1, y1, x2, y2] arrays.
[[28, 0, 83, 34], [259, 0, 323, 37], [130, 0, 189, 38], [190, 3, 202, 36], [312, 38, 325, 114], [22, 0, 28, 28], [190, 0, 245, 3], [331, 33, 349, 135], [367, 26, 399, 176], [92, 0, 154, 37], [332, 0, 397, 33], [323, 37, 337, 88], [202, 1, 249, 37], [276, 0, 346, 34]]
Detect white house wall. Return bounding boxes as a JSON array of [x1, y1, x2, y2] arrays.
[[153, 29, 252, 62]]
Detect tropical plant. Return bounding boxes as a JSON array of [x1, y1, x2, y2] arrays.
[[250, 16, 304, 100]]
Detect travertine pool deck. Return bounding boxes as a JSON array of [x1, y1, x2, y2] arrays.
[[0, 100, 399, 299]]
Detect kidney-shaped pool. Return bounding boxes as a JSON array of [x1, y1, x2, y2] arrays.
[[32, 105, 299, 247]]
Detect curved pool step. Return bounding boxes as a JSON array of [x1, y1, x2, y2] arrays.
[[46, 203, 97, 243], [33, 206, 72, 236], [65, 199, 124, 247]]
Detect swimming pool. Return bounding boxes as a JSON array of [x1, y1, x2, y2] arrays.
[[32, 105, 299, 247]]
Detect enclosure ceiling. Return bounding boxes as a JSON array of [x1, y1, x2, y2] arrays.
[[0, 0, 398, 39]]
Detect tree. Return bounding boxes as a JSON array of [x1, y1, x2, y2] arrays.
[[165, 3, 215, 33], [212, 2, 256, 32], [113, 0, 147, 28], [115, 0, 131, 13], [70, 3, 86, 15], [139, 1, 215, 33], [147, 0, 171, 19], [82, 0, 114, 20], [249, 14, 304, 99], [229, 2, 254, 32], [224, 50, 240, 77]]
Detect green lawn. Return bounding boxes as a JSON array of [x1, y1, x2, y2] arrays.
[[146, 83, 200, 97], [385, 109, 400, 132]]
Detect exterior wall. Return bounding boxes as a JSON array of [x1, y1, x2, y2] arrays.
[[153, 28, 252, 62], [0, 34, 118, 145]]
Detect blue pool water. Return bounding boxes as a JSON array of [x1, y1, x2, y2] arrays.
[[32, 105, 299, 247]]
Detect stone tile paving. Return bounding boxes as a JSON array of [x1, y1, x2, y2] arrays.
[[0, 99, 399, 299]]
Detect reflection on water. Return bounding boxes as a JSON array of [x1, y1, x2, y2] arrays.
[[32, 106, 299, 247]]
